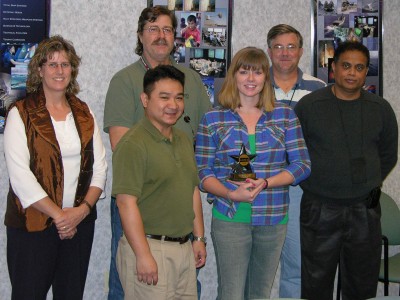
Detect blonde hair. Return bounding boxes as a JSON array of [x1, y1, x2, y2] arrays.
[[218, 47, 275, 111], [26, 35, 81, 95]]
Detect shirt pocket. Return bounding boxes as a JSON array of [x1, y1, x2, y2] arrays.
[[214, 125, 240, 167], [214, 125, 236, 151], [256, 125, 287, 165], [260, 125, 285, 150]]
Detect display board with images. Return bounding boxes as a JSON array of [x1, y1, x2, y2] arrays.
[[148, 0, 232, 105], [312, 0, 382, 96], [0, 0, 51, 132]]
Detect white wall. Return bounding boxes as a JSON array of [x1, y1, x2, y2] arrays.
[[1, 1, 399, 299]]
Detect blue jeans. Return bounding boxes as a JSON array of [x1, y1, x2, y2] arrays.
[[211, 217, 286, 300], [108, 196, 124, 300], [279, 185, 302, 298], [108, 196, 202, 300]]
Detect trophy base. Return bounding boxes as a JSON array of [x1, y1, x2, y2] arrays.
[[229, 173, 257, 182]]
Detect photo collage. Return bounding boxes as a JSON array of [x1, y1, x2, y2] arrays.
[[314, 0, 381, 95], [0, 0, 50, 133], [148, 0, 231, 105]]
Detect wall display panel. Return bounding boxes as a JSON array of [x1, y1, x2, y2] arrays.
[[0, 0, 50, 132], [148, 0, 232, 105], [312, 0, 382, 96]]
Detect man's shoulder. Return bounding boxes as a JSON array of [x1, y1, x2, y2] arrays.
[[111, 60, 143, 81], [361, 89, 383, 102], [361, 90, 394, 109], [118, 122, 146, 144], [301, 72, 326, 85], [114, 122, 149, 153], [300, 72, 327, 91], [297, 86, 331, 106]]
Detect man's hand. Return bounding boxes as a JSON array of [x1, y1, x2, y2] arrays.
[[192, 241, 206, 268], [136, 252, 159, 285]]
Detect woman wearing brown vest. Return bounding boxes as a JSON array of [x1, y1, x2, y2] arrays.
[[3, 35, 107, 300]]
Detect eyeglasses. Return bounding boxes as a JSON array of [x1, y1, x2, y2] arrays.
[[42, 62, 71, 69], [144, 26, 174, 36], [271, 44, 299, 53]]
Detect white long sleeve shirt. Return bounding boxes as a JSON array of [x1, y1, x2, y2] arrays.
[[4, 106, 107, 208]]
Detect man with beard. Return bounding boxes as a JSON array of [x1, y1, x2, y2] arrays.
[[103, 6, 211, 300]]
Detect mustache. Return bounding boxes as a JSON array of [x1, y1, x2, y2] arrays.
[[152, 38, 167, 45]]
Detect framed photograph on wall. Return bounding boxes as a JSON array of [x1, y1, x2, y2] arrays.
[[311, 0, 383, 96], [0, 0, 51, 132], [148, 0, 233, 105]]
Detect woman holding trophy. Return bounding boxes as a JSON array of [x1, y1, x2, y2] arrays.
[[195, 47, 311, 300]]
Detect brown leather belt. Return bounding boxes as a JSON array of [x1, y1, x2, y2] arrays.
[[145, 234, 191, 244]]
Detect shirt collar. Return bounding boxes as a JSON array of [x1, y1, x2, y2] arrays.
[[270, 67, 304, 90], [140, 117, 179, 144], [140, 55, 176, 70]]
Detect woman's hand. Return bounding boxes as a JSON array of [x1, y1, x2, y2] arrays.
[[227, 178, 266, 203], [53, 205, 90, 238], [58, 226, 77, 240]]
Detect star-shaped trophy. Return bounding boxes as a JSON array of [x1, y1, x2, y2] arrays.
[[229, 143, 257, 181]]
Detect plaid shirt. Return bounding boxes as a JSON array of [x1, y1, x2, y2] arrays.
[[195, 103, 311, 225]]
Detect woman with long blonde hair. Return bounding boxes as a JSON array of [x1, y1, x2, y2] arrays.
[[195, 47, 311, 299]]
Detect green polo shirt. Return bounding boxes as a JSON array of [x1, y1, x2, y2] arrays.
[[112, 118, 199, 237], [103, 57, 211, 140]]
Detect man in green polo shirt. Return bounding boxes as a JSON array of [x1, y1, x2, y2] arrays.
[[103, 7, 211, 298], [112, 65, 206, 300]]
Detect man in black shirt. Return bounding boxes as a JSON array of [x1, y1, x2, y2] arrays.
[[295, 41, 398, 300]]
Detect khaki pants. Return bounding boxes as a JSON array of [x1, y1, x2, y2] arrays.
[[117, 234, 197, 300]]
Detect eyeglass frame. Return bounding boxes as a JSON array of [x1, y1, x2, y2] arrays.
[[143, 26, 175, 36], [42, 62, 72, 69], [270, 44, 300, 52]]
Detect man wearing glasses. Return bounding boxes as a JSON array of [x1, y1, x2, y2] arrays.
[[103, 6, 210, 300], [267, 24, 326, 299]]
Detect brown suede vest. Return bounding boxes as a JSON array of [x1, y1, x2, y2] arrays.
[[5, 90, 95, 232]]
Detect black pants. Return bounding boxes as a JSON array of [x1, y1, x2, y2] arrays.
[[300, 192, 381, 300], [7, 220, 95, 300]]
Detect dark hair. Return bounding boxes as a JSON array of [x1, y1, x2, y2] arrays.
[[187, 15, 196, 23], [267, 24, 303, 48], [333, 41, 370, 67], [135, 6, 177, 56], [26, 35, 81, 95], [143, 65, 185, 96], [6, 45, 15, 52]]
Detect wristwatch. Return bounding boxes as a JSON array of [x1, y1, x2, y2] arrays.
[[193, 236, 207, 243]]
